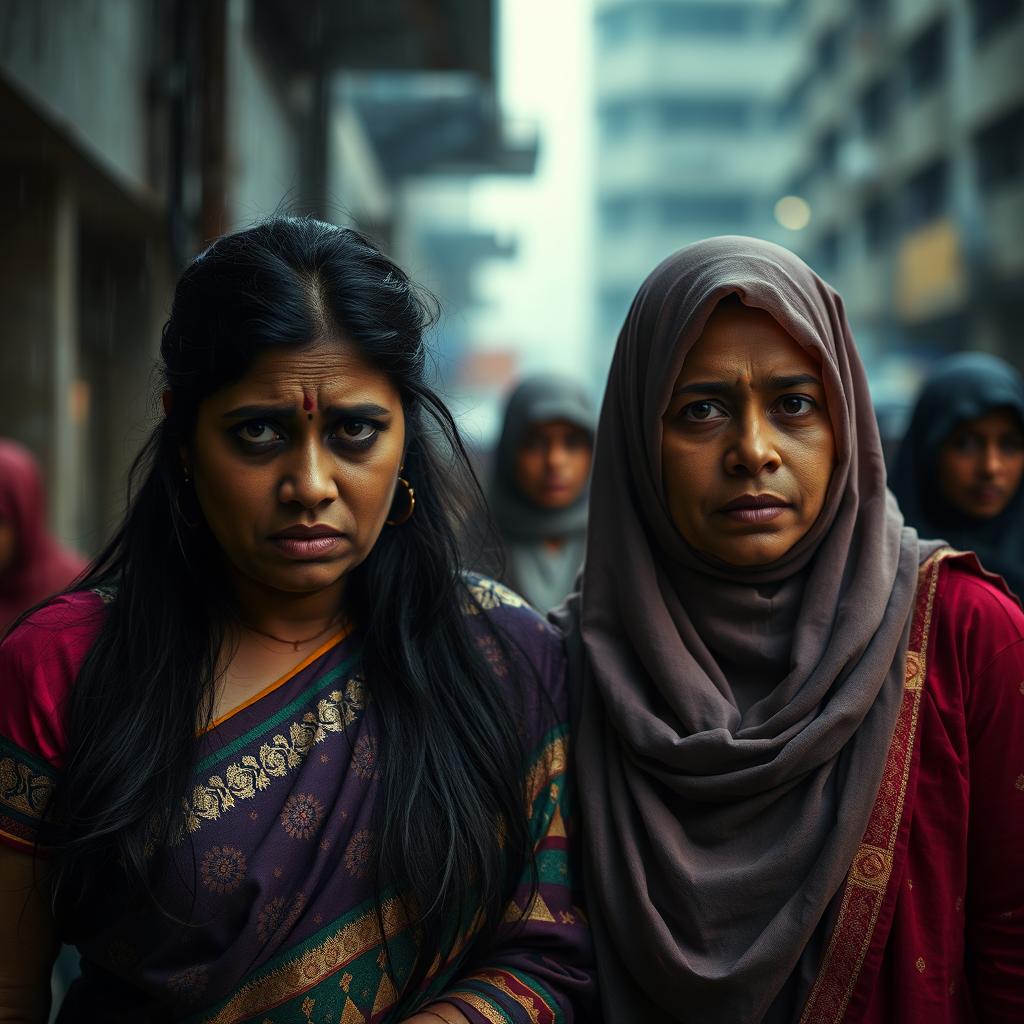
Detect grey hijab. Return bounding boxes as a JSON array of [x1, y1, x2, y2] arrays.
[[490, 376, 595, 609], [554, 237, 932, 1023]]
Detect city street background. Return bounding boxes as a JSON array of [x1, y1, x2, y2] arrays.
[[1, 0, 1022, 556]]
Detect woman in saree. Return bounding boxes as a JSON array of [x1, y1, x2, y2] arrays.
[[489, 376, 595, 612], [554, 236, 1024, 1023], [892, 352, 1024, 598], [0, 218, 593, 1022]]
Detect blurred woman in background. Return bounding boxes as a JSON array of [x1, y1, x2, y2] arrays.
[[490, 376, 594, 611], [0, 440, 85, 631], [893, 352, 1024, 596], [0, 218, 592, 1023]]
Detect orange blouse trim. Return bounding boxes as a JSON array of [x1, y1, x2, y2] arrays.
[[204, 624, 354, 733]]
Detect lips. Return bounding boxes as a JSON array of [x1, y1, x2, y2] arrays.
[[719, 493, 791, 512], [270, 524, 345, 559], [718, 493, 791, 525], [270, 524, 343, 540]]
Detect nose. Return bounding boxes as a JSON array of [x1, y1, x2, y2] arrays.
[[982, 442, 1003, 478], [724, 411, 781, 477], [546, 442, 569, 473], [278, 441, 339, 509]]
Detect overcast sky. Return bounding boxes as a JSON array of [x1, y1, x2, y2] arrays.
[[467, 0, 594, 376]]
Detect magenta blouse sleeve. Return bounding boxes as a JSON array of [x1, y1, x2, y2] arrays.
[[0, 591, 105, 852]]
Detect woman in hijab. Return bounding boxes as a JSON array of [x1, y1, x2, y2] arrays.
[[490, 375, 595, 611], [554, 237, 1024, 1023], [0, 440, 85, 630], [892, 352, 1024, 597]]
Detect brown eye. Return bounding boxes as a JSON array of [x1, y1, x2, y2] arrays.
[[238, 421, 281, 445], [682, 400, 726, 423], [777, 395, 814, 417], [331, 419, 382, 449]]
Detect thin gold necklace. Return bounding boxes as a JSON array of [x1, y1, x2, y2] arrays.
[[240, 615, 344, 652]]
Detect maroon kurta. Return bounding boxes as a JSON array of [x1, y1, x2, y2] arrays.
[[802, 552, 1024, 1023]]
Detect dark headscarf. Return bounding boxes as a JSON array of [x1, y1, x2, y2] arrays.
[[892, 352, 1024, 596], [488, 376, 595, 610], [553, 237, 936, 1023], [490, 374, 595, 543], [0, 440, 86, 630]]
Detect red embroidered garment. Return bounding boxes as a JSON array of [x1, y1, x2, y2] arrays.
[[803, 552, 1024, 1024]]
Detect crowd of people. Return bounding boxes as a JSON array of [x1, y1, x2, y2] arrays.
[[1, 218, 1021, 1023]]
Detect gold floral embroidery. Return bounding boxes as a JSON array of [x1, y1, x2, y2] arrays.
[[463, 576, 527, 615], [183, 675, 366, 834], [197, 896, 410, 1024], [1015, 774, 1024, 792], [0, 757, 54, 819], [915, 957, 926, 973]]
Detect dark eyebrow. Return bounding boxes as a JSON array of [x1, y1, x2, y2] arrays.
[[671, 380, 732, 398], [767, 373, 822, 390], [671, 373, 822, 398], [221, 402, 393, 421], [322, 403, 392, 419], [221, 404, 294, 421]]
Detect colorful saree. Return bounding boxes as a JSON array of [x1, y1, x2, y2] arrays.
[[0, 576, 594, 1022]]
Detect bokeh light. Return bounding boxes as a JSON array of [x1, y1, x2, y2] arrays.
[[774, 195, 812, 231]]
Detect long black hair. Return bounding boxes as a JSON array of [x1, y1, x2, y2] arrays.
[[45, 217, 536, 1001]]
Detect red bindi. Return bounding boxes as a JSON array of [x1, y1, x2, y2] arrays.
[[302, 394, 314, 412]]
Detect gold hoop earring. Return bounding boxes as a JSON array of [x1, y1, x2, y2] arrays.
[[386, 476, 416, 526]]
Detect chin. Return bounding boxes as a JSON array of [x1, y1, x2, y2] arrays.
[[714, 538, 793, 568]]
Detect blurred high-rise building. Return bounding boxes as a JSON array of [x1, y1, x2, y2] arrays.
[[592, 0, 799, 372], [778, 0, 1024, 379]]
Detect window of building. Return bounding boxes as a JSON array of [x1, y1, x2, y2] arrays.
[[859, 78, 890, 137], [816, 130, 840, 176], [863, 197, 891, 250], [599, 102, 635, 140], [777, 72, 812, 127], [904, 19, 947, 98], [600, 197, 638, 233], [657, 194, 753, 225], [816, 231, 840, 271], [654, 97, 755, 132], [773, 0, 806, 34], [902, 160, 948, 228], [596, 7, 639, 49], [652, 3, 756, 37], [816, 25, 843, 76], [972, 0, 1023, 42], [975, 104, 1024, 190]]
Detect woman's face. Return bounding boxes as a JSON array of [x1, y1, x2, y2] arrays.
[[515, 419, 593, 510], [661, 302, 836, 567], [186, 336, 405, 601], [937, 408, 1024, 520]]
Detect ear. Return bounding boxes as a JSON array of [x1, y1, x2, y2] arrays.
[[161, 390, 173, 416]]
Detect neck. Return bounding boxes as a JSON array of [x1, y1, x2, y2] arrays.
[[226, 567, 348, 645]]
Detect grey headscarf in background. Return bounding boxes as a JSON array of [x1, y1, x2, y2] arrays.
[[553, 237, 935, 1023], [892, 352, 1024, 596], [490, 375, 595, 610]]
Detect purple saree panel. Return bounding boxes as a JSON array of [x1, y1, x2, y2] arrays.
[[0, 576, 594, 1022]]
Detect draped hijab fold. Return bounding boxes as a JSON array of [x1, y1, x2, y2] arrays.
[[554, 237, 930, 1023]]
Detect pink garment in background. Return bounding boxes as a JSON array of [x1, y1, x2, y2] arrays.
[[0, 440, 86, 631]]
